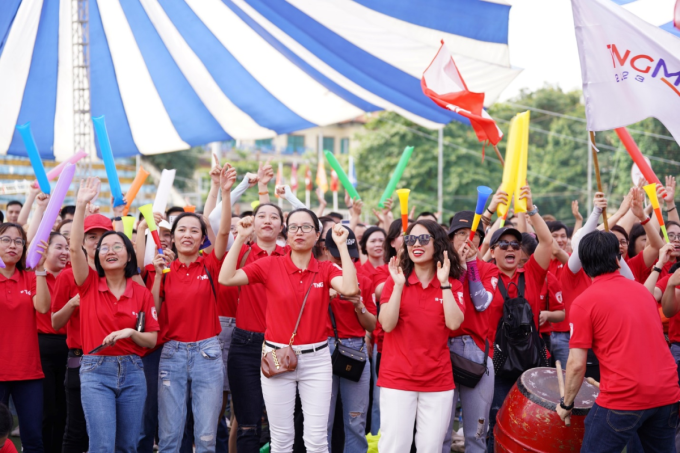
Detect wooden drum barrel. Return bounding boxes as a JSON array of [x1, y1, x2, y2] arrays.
[[494, 367, 599, 452]]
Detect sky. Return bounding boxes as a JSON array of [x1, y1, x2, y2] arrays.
[[499, 0, 678, 101]]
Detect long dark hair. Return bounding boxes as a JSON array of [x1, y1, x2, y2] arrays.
[[627, 223, 646, 258], [399, 220, 464, 285], [384, 219, 403, 264], [170, 212, 208, 256], [253, 203, 286, 237], [0, 223, 27, 271], [94, 231, 138, 278]]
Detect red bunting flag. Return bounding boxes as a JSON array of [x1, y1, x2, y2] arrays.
[[675, 0, 680, 30], [305, 165, 312, 191], [421, 40, 503, 146], [316, 160, 328, 193], [290, 162, 298, 192], [330, 170, 339, 192]]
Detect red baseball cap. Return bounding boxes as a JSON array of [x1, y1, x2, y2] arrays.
[[84, 214, 113, 233]]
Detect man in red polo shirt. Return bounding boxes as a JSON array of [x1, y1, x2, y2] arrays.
[[558, 230, 680, 452]]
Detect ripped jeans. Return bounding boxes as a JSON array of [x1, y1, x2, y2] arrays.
[[327, 337, 370, 452], [158, 337, 224, 453]]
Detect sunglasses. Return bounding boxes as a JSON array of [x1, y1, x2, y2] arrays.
[[494, 240, 521, 251], [404, 234, 433, 246]]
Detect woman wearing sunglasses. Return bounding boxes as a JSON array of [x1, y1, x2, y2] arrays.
[[485, 185, 561, 452], [0, 223, 50, 453], [377, 219, 466, 452], [70, 178, 160, 452], [219, 208, 359, 452]]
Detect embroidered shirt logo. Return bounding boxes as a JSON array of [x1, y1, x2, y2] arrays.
[[151, 307, 158, 321], [491, 277, 498, 290], [313, 282, 324, 289], [457, 292, 465, 307], [20, 290, 31, 296], [197, 275, 209, 281]]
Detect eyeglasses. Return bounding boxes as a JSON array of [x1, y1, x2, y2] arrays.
[[618, 239, 628, 246], [404, 234, 433, 246], [288, 224, 315, 233], [454, 230, 472, 239], [0, 236, 25, 247], [494, 240, 521, 251], [98, 244, 125, 254], [669, 234, 680, 242]]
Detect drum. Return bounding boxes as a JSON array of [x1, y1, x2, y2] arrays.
[[494, 367, 599, 452]]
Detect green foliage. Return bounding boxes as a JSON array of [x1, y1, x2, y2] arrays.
[[143, 147, 200, 190], [351, 86, 679, 224]]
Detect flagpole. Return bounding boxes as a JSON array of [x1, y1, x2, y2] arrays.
[[438, 128, 443, 216], [587, 133, 593, 214], [589, 131, 608, 231]]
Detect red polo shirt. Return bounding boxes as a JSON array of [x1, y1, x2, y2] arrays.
[[372, 264, 391, 353], [377, 274, 465, 392], [0, 440, 18, 453], [78, 270, 159, 356], [655, 275, 680, 343], [487, 256, 548, 358], [159, 251, 223, 343], [629, 251, 674, 284], [234, 243, 288, 333], [539, 271, 565, 334], [558, 266, 592, 333], [52, 267, 98, 350], [36, 272, 66, 335], [327, 273, 377, 339], [450, 257, 496, 352], [242, 252, 343, 345], [0, 269, 42, 381], [570, 272, 680, 410]]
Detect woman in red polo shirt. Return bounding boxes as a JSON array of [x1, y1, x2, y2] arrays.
[[226, 202, 287, 453], [376, 219, 465, 452], [34, 232, 69, 453], [219, 208, 359, 452], [70, 178, 159, 452], [151, 165, 235, 453], [0, 222, 50, 453]]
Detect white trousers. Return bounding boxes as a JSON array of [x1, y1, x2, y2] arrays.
[[379, 386, 455, 453], [261, 341, 332, 453]]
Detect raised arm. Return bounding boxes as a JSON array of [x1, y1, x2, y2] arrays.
[[52, 295, 79, 331], [630, 187, 664, 268], [662, 267, 680, 318], [329, 224, 359, 297], [257, 159, 273, 204], [664, 176, 679, 223], [457, 240, 492, 311], [26, 193, 49, 244], [645, 243, 673, 299], [569, 193, 606, 273], [315, 187, 327, 217], [279, 185, 306, 210], [523, 186, 552, 270], [213, 165, 236, 261], [571, 200, 583, 235], [439, 251, 464, 330], [378, 257, 404, 333], [203, 164, 222, 218], [17, 186, 40, 226], [70, 178, 100, 286], [33, 241, 51, 314], [219, 216, 252, 287]]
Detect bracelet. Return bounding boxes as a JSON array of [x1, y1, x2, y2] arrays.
[[559, 397, 574, 411], [667, 206, 677, 213], [258, 191, 268, 196], [347, 205, 353, 210], [486, 207, 495, 215], [440, 285, 452, 290], [653, 266, 663, 273], [640, 217, 651, 226], [35, 270, 47, 277], [112, 216, 122, 221]]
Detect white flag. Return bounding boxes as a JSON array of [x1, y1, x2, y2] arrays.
[[571, 0, 680, 143]]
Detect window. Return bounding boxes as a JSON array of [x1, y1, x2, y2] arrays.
[[323, 137, 335, 154], [255, 138, 273, 150], [340, 138, 350, 154], [287, 135, 305, 153]]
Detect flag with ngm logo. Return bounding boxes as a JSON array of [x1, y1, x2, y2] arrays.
[[571, 0, 680, 144]]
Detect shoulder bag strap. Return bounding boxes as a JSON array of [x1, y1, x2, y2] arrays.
[[288, 272, 317, 346], [497, 275, 510, 301], [203, 264, 217, 301], [518, 273, 526, 298], [328, 304, 340, 344], [239, 248, 251, 270]]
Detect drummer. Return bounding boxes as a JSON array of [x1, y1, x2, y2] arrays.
[[558, 230, 680, 452]]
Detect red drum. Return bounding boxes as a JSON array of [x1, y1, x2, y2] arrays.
[[494, 367, 599, 452]]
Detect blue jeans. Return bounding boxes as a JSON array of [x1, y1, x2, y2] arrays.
[[218, 317, 235, 392], [227, 328, 265, 453], [327, 337, 370, 452], [443, 336, 494, 453], [0, 379, 43, 453], [79, 355, 147, 453], [581, 402, 679, 453], [550, 331, 570, 367], [138, 347, 162, 452], [370, 342, 380, 436], [158, 337, 224, 453]]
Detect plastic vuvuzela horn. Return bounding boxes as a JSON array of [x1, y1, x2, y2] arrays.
[[396, 189, 410, 234]]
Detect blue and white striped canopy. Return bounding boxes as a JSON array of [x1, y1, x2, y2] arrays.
[[0, 0, 521, 160]]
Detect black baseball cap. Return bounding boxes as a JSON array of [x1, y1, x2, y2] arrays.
[[325, 226, 360, 259], [448, 211, 485, 243], [490, 227, 522, 248]]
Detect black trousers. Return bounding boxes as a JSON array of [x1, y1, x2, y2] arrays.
[[62, 349, 88, 453], [38, 334, 68, 453]]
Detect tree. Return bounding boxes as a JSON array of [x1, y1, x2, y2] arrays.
[[143, 146, 201, 190]]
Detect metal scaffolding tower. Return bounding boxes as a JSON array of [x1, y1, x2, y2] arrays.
[[72, 0, 93, 173]]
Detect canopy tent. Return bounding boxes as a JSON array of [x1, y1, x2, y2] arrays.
[[0, 0, 521, 160], [611, 0, 680, 37]]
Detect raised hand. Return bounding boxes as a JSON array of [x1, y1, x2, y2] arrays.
[[77, 178, 101, 205], [658, 242, 674, 267], [153, 250, 169, 274], [518, 185, 533, 209], [351, 200, 363, 218], [488, 186, 509, 213], [630, 187, 647, 221], [36, 240, 49, 270], [220, 164, 237, 192], [316, 186, 326, 205], [275, 185, 286, 198], [388, 256, 405, 286], [437, 250, 451, 285], [36, 193, 50, 210], [665, 176, 676, 203], [571, 200, 583, 221], [258, 159, 274, 186], [331, 223, 349, 246], [245, 172, 259, 188], [593, 192, 607, 211], [209, 163, 222, 187], [237, 216, 254, 241]]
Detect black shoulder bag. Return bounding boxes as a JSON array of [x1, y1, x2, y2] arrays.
[[450, 339, 489, 388], [329, 306, 367, 382]]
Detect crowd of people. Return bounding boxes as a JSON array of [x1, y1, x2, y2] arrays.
[[1, 159, 680, 453]]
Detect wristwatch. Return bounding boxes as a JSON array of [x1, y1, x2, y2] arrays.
[[653, 266, 663, 273], [440, 285, 452, 290], [527, 205, 539, 216], [559, 397, 574, 411], [355, 305, 366, 315], [35, 270, 47, 277]]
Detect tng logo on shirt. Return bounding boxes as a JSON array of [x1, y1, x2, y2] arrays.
[[197, 275, 209, 281], [20, 290, 32, 296], [313, 282, 324, 289]]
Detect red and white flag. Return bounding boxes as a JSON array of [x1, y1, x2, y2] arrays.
[[675, 0, 680, 30], [421, 41, 503, 146], [572, 0, 680, 143], [290, 162, 298, 192]]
